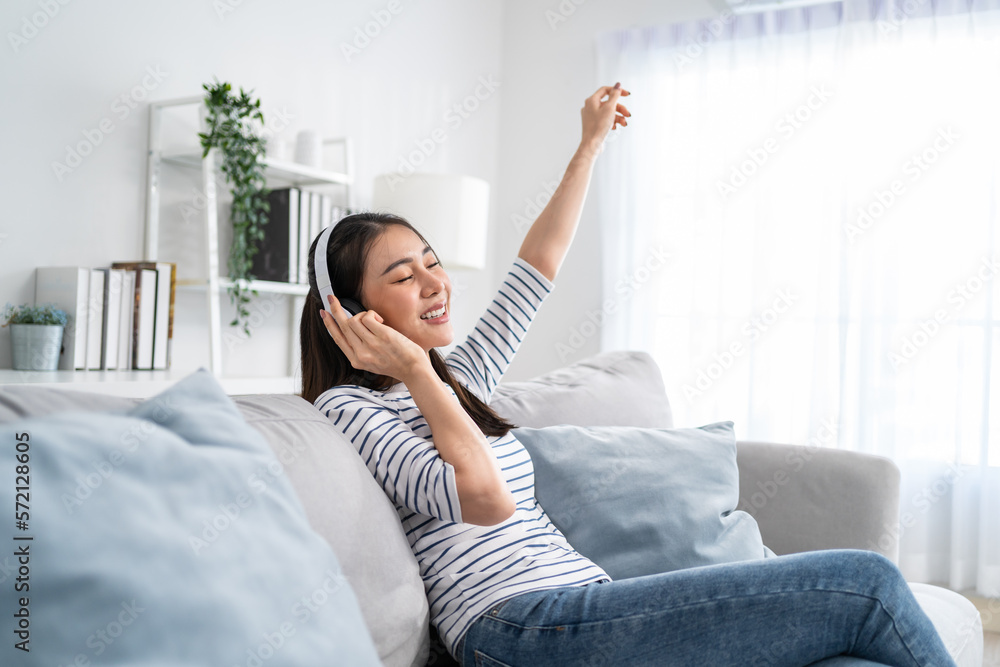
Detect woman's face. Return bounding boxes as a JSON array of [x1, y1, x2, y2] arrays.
[[360, 225, 454, 353]]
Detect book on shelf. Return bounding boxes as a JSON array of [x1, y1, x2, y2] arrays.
[[85, 269, 105, 370], [34, 267, 90, 370], [95, 268, 125, 370], [297, 190, 311, 284], [250, 187, 299, 284], [319, 194, 332, 242], [111, 262, 176, 371], [116, 270, 136, 370]]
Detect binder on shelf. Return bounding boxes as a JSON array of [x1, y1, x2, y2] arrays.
[[250, 187, 299, 283], [96, 268, 126, 370], [112, 261, 176, 370], [34, 267, 90, 370]]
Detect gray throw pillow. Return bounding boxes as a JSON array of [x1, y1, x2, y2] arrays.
[[0, 369, 381, 666], [512, 421, 773, 580]]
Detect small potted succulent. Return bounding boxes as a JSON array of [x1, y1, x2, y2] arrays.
[[2, 303, 68, 371]]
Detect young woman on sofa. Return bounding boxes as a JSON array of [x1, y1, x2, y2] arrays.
[[298, 83, 956, 667]]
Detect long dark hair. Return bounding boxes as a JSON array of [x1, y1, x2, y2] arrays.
[[299, 211, 518, 438]]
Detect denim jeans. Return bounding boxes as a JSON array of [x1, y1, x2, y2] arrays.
[[454, 550, 956, 667]]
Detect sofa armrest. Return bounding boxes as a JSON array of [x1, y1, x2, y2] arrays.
[[735, 441, 901, 563]]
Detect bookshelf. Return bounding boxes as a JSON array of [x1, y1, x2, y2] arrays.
[[144, 96, 355, 382]]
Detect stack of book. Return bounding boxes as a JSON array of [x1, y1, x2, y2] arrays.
[[35, 262, 176, 371], [251, 187, 353, 284]]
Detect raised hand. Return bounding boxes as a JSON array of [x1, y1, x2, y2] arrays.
[[581, 82, 631, 148]]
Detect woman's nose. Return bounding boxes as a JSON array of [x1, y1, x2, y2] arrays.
[[422, 275, 446, 296]]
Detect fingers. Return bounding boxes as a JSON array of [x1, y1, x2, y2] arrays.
[[591, 84, 631, 102], [322, 294, 372, 350], [589, 86, 620, 107]]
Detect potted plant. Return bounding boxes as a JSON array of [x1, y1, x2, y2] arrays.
[[2, 303, 68, 371], [198, 78, 270, 337]]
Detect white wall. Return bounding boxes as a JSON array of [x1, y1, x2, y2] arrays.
[[0, 0, 719, 385]]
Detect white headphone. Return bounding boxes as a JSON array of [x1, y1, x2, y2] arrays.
[[315, 224, 365, 318]]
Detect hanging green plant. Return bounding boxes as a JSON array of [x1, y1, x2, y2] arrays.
[[198, 78, 270, 337]]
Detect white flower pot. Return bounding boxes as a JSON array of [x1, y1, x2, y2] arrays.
[[10, 323, 64, 371]]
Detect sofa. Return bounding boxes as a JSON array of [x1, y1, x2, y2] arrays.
[[0, 349, 984, 666]]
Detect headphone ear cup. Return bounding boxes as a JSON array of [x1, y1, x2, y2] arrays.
[[339, 298, 365, 318]]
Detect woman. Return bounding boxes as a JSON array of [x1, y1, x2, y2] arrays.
[[298, 84, 956, 667]]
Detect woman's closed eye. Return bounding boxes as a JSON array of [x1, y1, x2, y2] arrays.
[[395, 262, 441, 283]]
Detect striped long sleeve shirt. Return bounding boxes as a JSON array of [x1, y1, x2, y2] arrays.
[[314, 256, 610, 656]]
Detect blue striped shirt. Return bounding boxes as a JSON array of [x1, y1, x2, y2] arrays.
[[314, 257, 610, 656]]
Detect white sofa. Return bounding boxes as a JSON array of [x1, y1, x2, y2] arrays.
[[0, 350, 983, 666]]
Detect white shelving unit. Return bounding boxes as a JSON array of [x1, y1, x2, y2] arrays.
[[144, 96, 354, 382], [0, 369, 296, 398]]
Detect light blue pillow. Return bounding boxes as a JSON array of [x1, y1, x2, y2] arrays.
[[0, 369, 380, 666], [512, 421, 773, 580]]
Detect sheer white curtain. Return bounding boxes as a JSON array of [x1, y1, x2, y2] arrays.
[[595, 0, 1000, 596]]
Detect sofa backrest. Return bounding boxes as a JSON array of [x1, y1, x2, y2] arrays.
[[492, 350, 673, 429]]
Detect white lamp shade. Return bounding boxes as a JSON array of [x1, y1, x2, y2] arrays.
[[372, 172, 490, 270]]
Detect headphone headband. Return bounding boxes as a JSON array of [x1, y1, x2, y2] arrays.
[[315, 223, 364, 318]]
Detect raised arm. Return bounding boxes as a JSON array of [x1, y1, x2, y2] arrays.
[[517, 83, 631, 282]]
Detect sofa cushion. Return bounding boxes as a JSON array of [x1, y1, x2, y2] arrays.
[[511, 421, 771, 580], [907, 583, 983, 667], [492, 350, 673, 428], [0, 369, 381, 666], [230, 393, 430, 667], [0, 378, 430, 667]]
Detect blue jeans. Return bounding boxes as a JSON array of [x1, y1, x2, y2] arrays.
[[454, 550, 956, 667]]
